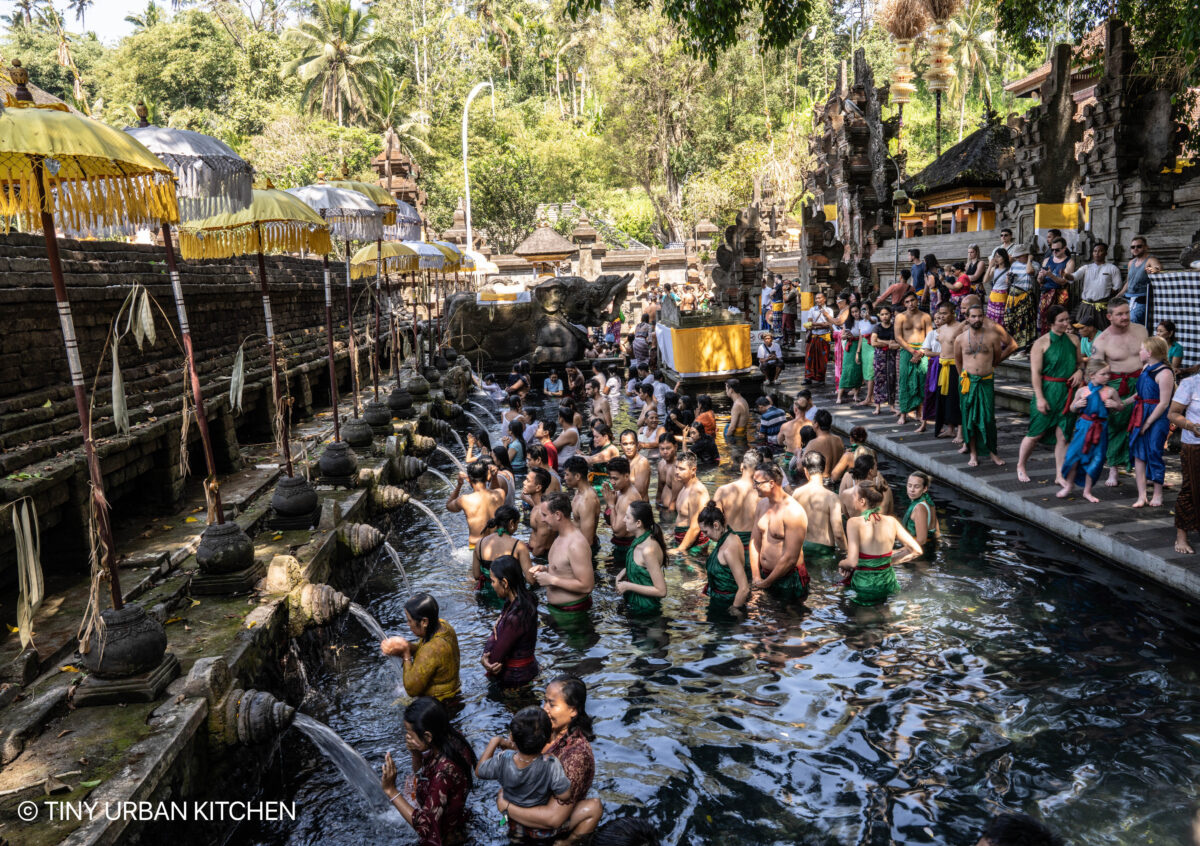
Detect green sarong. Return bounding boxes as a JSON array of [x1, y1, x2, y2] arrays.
[[733, 529, 752, 567], [1027, 331, 1077, 443], [898, 349, 926, 414], [860, 339, 875, 375], [1106, 371, 1139, 470], [623, 532, 661, 615], [801, 540, 838, 566], [704, 530, 741, 603], [839, 339, 864, 389], [959, 373, 997, 456], [850, 553, 899, 605], [766, 563, 810, 603], [902, 492, 936, 538]]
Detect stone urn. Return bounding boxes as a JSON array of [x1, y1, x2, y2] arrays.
[[387, 383, 413, 417], [363, 400, 393, 435], [405, 373, 431, 397], [196, 521, 255, 576], [423, 367, 442, 386], [270, 475, 319, 520], [80, 603, 168, 679], [342, 416, 373, 448], [318, 440, 358, 486]]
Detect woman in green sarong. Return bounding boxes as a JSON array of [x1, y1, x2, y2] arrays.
[[1016, 305, 1082, 483], [837, 304, 866, 404], [616, 501, 668, 615], [854, 303, 877, 407], [838, 478, 923, 605], [902, 471, 939, 556], [698, 503, 750, 609]]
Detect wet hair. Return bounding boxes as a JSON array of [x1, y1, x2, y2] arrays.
[[549, 675, 595, 740], [484, 373, 497, 384], [814, 408, 832, 431], [540, 419, 557, 438], [908, 470, 931, 490], [592, 420, 612, 439], [491, 554, 535, 618], [754, 460, 783, 484], [510, 705, 553, 755], [638, 383, 655, 398], [1158, 318, 1177, 341], [675, 451, 698, 470], [508, 395, 522, 409], [696, 394, 713, 412], [1045, 304, 1069, 325], [404, 592, 441, 641], [626, 500, 667, 559], [404, 697, 477, 785], [467, 460, 489, 484], [608, 455, 631, 476], [697, 501, 726, 529], [487, 505, 521, 533], [508, 420, 526, 445], [850, 425, 868, 444], [725, 378, 741, 394], [802, 451, 826, 474], [544, 492, 573, 519], [855, 478, 887, 507], [799, 425, 817, 448], [658, 431, 676, 446], [491, 446, 514, 474], [528, 467, 551, 492], [593, 817, 661, 846], [558, 406, 575, 425], [1143, 335, 1169, 361], [978, 813, 1063, 846], [527, 442, 547, 464], [563, 455, 590, 481], [849, 453, 877, 481], [741, 449, 762, 470]]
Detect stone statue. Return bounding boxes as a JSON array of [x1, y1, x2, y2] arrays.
[[443, 274, 633, 367], [442, 356, 476, 403]]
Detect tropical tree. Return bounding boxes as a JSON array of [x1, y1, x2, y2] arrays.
[[364, 69, 433, 187], [10, 0, 38, 28], [283, 0, 397, 126], [68, 0, 92, 29], [949, 0, 999, 140], [125, 1, 165, 32]]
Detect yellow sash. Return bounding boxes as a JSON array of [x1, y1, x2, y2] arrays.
[[938, 359, 954, 395], [1006, 290, 1029, 307], [959, 371, 993, 395], [988, 290, 1007, 304]]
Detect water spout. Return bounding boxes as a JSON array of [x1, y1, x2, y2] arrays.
[[447, 428, 466, 452], [424, 466, 453, 490], [407, 498, 457, 548], [468, 401, 498, 424], [382, 541, 412, 594], [434, 445, 467, 474], [292, 713, 393, 814], [463, 411, 491, 432], [348, 602, 405, 682]]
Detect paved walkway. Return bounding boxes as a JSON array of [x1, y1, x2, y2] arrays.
[[774, 357, 1200, 603]]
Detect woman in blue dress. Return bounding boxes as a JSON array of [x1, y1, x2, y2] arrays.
[[1058, 359, 1123, 503], [1130, 336, 1175, 509]]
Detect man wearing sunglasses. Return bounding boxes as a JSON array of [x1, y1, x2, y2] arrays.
[[1124, 236, 1162, 327]]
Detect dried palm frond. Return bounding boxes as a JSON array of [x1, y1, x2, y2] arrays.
[[877, 0, 932, 41], [178, 356, 191, 479], [924, 0, 962, 22], [111, 339, 129, 436], [229, 343, 246, 413], [12, 498, 43, 650]]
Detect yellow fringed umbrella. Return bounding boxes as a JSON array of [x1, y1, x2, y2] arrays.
[[349, 240, 419, 278], [179, 189, 330, 482], [0, 61, 179, 615], [327, 179, 399, 226]]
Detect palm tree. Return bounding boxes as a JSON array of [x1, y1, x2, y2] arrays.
[[365, 70, 433, 191], [11, 0, 37, 28], [124, 1, 164, 31], [68, 0, 92, 30], [948, 0, 999, 141], [283, 0, 397, 127]]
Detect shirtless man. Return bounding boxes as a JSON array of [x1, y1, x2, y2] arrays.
[[712, 449, 762, 563], [894, 292, 934, 425], [792, 451, 846, 565], [554, 406, 580, 464], [602, 455, 644, 560], [724, 379, 751, 442], [1090, 297, 1148, 486], [804, 409, 844, 477], [933, 302, 963, 442], [749, 460, 810, 601], [953, 304, 1008, 467], [586, 379, 611, 428], [530, 493, 596, 615], [619, 428, 652, 500], [668, 452, 711, 556], [446, 461, 506, 549], [528, 500, 556, 559], [655, 432, 679, 517], [561, 455, 601, 554], [521, 466, 552, 513], [946, 294, 1019, 360], [777, 397, 811, 473]]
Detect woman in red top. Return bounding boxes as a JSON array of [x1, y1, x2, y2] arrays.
[[381, 697, 477, 845], [481, 556, 540, 686]]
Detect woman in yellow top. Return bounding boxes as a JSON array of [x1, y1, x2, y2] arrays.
[[380, 593, 462, 702]]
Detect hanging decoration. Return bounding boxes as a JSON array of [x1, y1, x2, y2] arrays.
[[923, 0, 962, 157], [877, 0, 931, 154]]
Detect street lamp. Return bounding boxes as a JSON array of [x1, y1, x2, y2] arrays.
[[842, 99, 906, 290], [462, 81, 493, 253]]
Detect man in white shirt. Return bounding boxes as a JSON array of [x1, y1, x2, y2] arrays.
[[1076, 241, 1123, 330], [757, 332, 784, 385], [1170, 372, 1200, 553], [802, 291, 835, 386]]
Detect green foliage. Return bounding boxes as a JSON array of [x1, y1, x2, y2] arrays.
[[1, 25, 104, 104], [242, 109, 381, 188], [468, 146, 545, 253]]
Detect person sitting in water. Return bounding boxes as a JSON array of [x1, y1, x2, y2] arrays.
[[482, 373, 508, 403], [755, 396, 787, 448], [474, 506, 532, 599], [380, 593, 462, 702], [481, 556, 540, 687], [615, 500, 668, 615], [544, 369, 564, 398], [837, 478, 922, 605], [902, 471, 939, 551], [791, 451, 846, 566], [447, 460, 505, 550], [697, 502, 751, 609], [667, 451, 711, 556], [602, 456, 644, 560], [694, 394, 717, 436], [477, 706, 572, 841], [380, 697, 477, 844], [586, 421, 621, 492], [530, 493, 596, 615]]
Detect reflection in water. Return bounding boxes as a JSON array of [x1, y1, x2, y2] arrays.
[[248, 400, 1200, 846]]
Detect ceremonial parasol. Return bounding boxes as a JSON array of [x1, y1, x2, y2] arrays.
[[350, 241, 419, 376], [0, 62, 178, 620], [179, 187, 331, 526]]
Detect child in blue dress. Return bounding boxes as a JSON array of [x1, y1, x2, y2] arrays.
[[1058, 359, 1124, 502], [1130, 336, 1175, 508]]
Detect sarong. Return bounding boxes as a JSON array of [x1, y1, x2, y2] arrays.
[[704, 531, 742, 602], [959, 372, 997, 456], [898, 349, 926, 414], [733, 529, 752, 566], [611, 533, 634, 559], [832, 329, 844, 382], [806, 335, 829, 383], [1027, 331, 1077, 443], [860, 336, 875, 377], [922, 356, 941, 421], [1128, 363, 1170, 484], [1005, 289, 1036, 349], [1176, 444, 1200, 533], [801, 540, 838, 566], [766, 562, 810, 602], [674, 525, 710, 556], [548, 595, 593, 627], [839, 338, 864, 390], [986, 289, 1007, 325], [849, 552, 899, 606], [1106, 371, 1139, 470], [1038, 286, 1069, 336], [935, 361, 962, 433], [873, 348, 898, 406], [623, 532, 661, 615], [1076, 300, 1110, 331], [1061, 401, 1107, 485]]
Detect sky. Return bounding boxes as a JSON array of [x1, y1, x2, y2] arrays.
[[2, 0, 155, 45]]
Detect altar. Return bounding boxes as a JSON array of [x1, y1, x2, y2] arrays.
[[654, 298, 763, 395]]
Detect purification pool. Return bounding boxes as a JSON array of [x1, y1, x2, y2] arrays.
[[244, 400, 1200, 845]]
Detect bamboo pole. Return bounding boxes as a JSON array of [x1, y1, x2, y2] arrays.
[[344, 240, 361, 416], [254, 226, 293, 477], [322, 254, 342, 441]]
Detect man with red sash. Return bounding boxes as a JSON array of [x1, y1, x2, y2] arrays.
[[803, 292, 834, 385], [1089, 298, 1148, 487]]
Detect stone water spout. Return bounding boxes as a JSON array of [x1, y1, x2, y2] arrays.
[[428, 399, 464, 421], [390, 455, 428, 482], [184, 657, 296, 746], [287, 580, 351, 636], [373, 485, 412, 509], [337, 522, 385, 556]]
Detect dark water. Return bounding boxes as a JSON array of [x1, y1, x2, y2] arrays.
[[245, 397, 1200, 846]]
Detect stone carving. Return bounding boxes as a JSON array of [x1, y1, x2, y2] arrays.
[[443, 274, 633, 366]]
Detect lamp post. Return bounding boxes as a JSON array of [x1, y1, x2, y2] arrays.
[[462, 81, 493, 253]]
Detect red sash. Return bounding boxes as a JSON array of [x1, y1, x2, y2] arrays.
[[856, 551, 893, 571], [1040, 374, 1075, 416], [1128, 397, 1158, 432], [1079, 413, 1104, 455], [1111, 370, 1139, 396], [505, 654, 536, 669]]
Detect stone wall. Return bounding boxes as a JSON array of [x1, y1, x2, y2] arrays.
[[0, 232, 384, 583]]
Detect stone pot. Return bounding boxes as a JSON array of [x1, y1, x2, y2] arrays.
[[270, 474, 318, 519], [363, 400, 393, 434], [343, 416, 373, 447], [405, 373, 430, 396], [80, 603, 168, 679], [387, 384, 413, 415], [318, 440, 358, 482], [196, 520, 255, 576], [423, 368, 442, 385]]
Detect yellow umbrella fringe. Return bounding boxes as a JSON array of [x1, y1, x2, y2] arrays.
[[350, 254, 418, 278], [0, 171, 179, 234], [176, 221, 332, 261]]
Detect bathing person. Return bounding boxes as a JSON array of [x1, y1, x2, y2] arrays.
[[655, 432, 679, 517], [697, 503, 751, 609], [839, 451, 894, 518], [380, 593, 462, 702], [446, 460, 505, 549], [619, 428, 653, 500], [555, 406, 581, 463], [380, 697, 477, 844], [473, 506, 532, 599], [499, 677, 603, 844], [477, 706, 572, 840], [1129, 335, 1174, 508], [838, 479, 922, 605], [902, 471, 939, 550], [616, 500, 668, 615], [530, 493, 596, 616], [712, 449, 762, 564], [791, 451, 846, 565], [975, 812, 1064, 846], [592, 818, 661, 846], [805, 409, 843, 476], [603, 455, 644, 559], [586, 421, 621, 493], [480, 555, 540, 687], [750, 460, 810, 601], [724, 379, 750, 441], [667, 452, 711, 556], [562, 455, 601, 554], [829, 426, 868, 483]]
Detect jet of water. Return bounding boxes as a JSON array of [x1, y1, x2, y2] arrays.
[[434, 444, 467, 474], [382, 541, 412, 594], [348, 602, 406, 682], [292, 713, 394, 814], [446, 428, 466, 452], [424, 466, 454, 490], [407, 498, 458, 548], [468, 401, 499, 424], [463, 411, 491, 433]]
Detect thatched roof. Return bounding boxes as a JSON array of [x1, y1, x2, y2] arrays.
[[514, 222, 577, 259], [905, 123, 1014, 198]]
